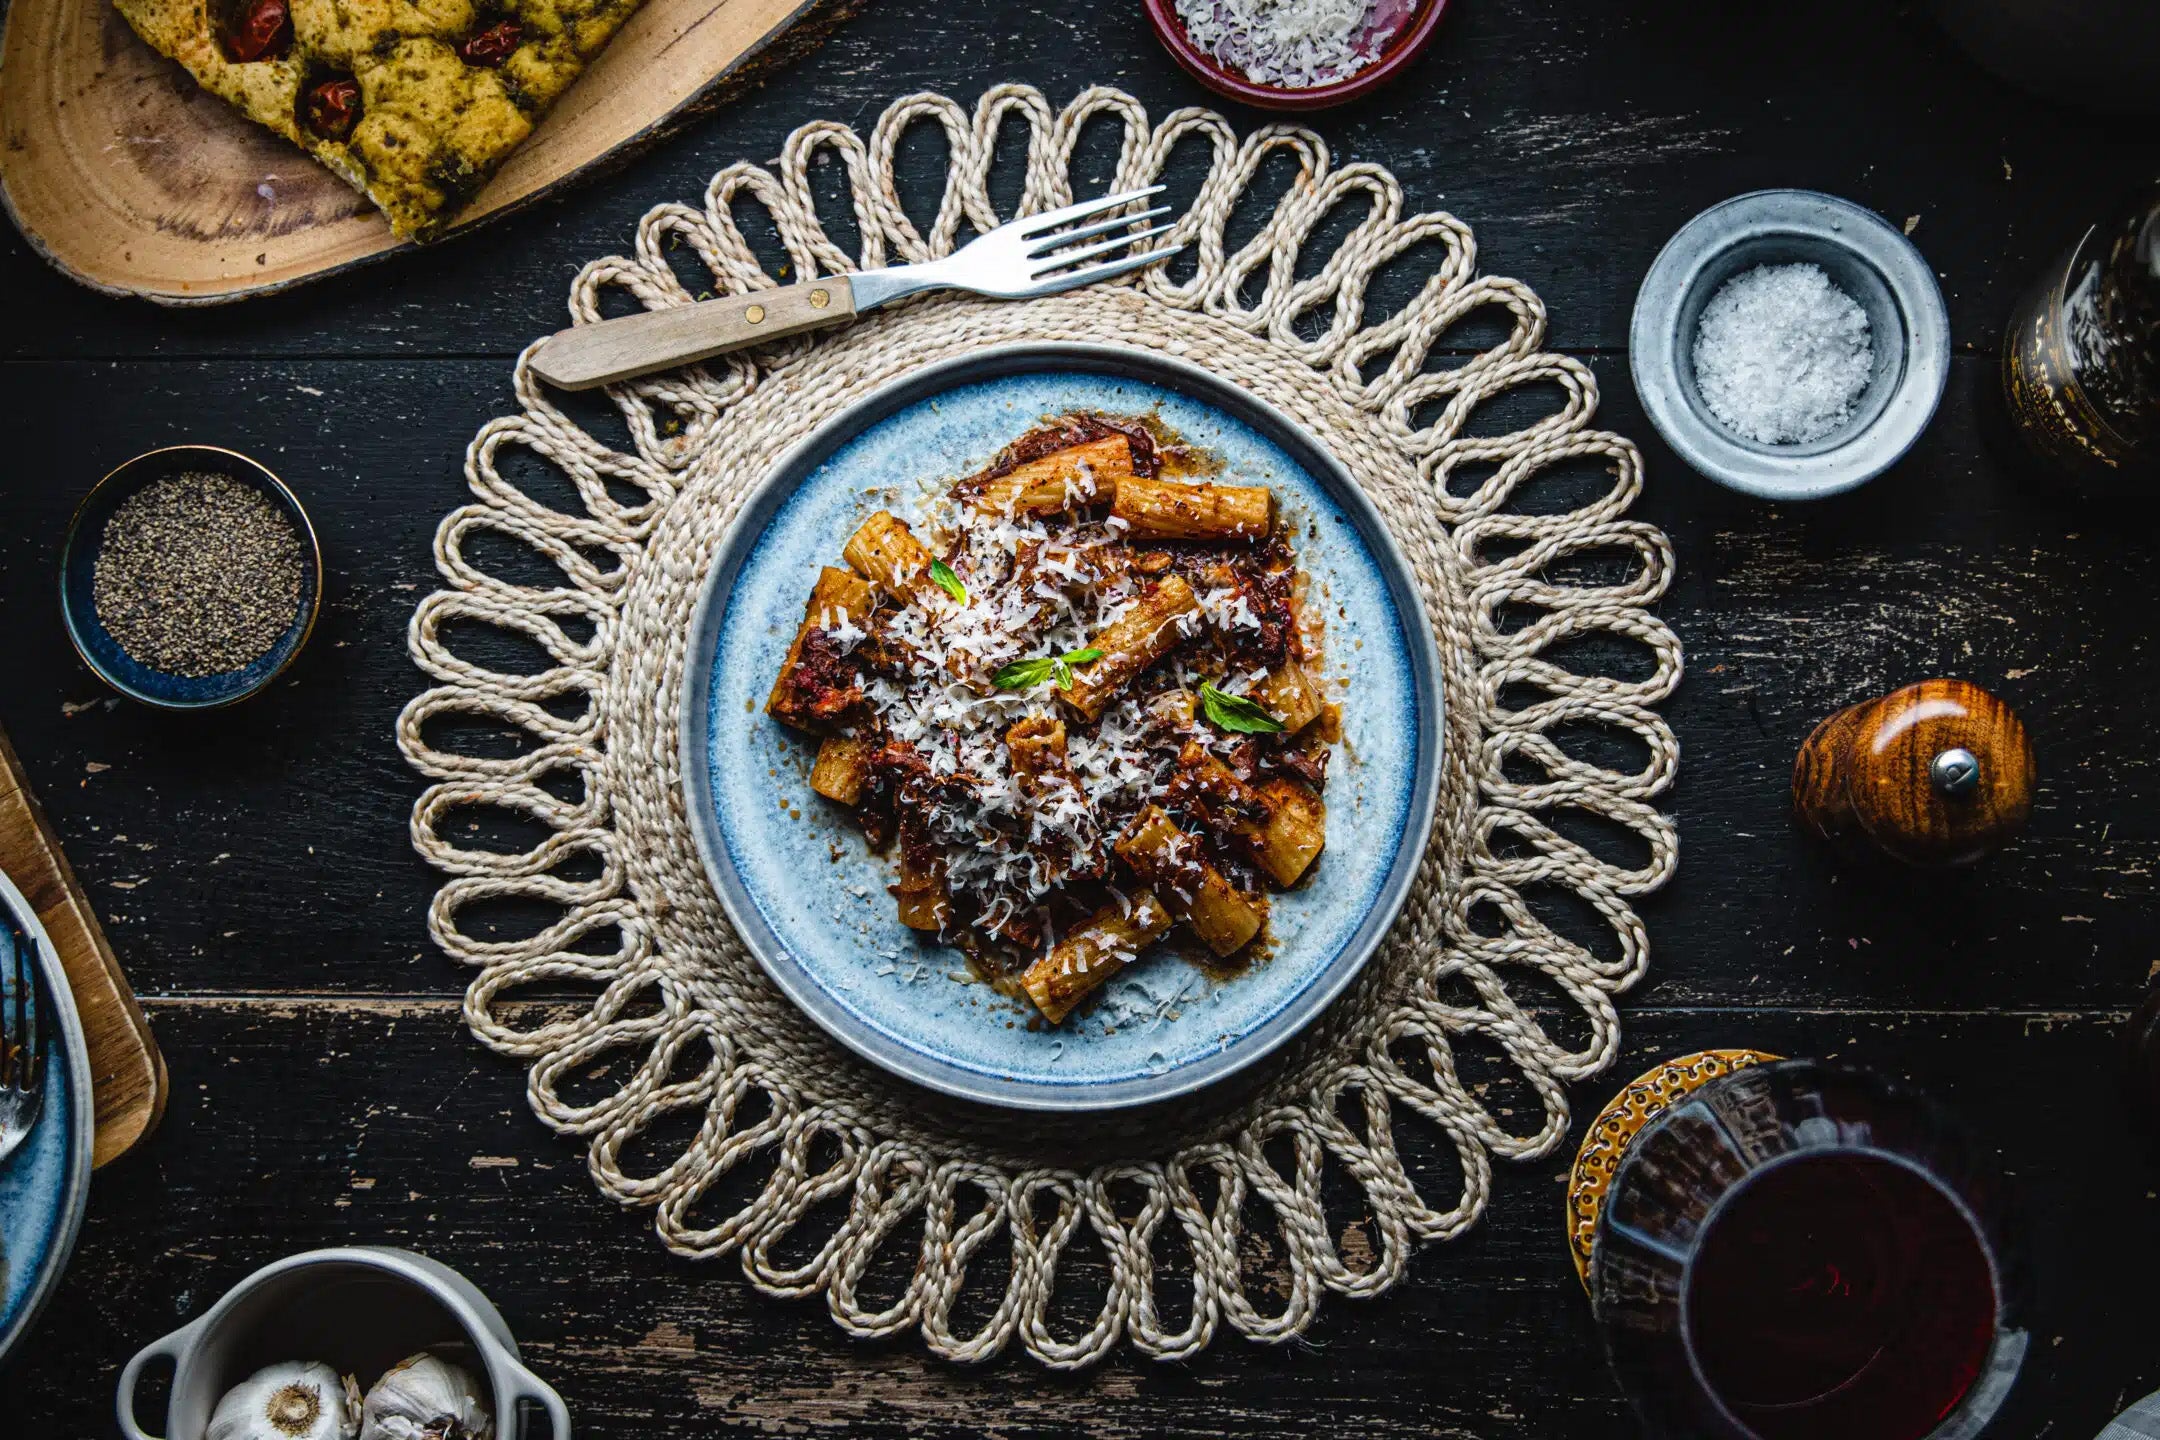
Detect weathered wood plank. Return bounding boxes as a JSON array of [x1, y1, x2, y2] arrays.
[[0, 355, 2148, 1013], [7, 3, 2160, 1436], [25, 998, 2160, 1438], [4, 0, 2156, 359]]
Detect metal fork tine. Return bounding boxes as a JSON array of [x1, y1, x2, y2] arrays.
[[1, 923, 19, 1091], [19, 933, 34, 1090], [1012, 185, 1166, 238], [1024, 243, 1185, 297], [12, 922, 25, 1087], [1025, 206, 1172, 258], [1031, 225, 1179, 275], [0, 909, 42, 1167]]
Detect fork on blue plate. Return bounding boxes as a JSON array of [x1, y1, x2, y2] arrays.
[[0, 906, 45, 1168]]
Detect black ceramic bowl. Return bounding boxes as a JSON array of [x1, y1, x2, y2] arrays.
[[60, 446, 322, 710]]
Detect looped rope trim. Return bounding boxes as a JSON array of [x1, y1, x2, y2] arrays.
[[399, 83, 1681, 1368]]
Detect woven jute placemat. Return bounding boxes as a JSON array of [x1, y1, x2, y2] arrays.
[[399, 83, 1680, 1367]]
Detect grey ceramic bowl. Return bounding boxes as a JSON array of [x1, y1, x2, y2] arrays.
[[1630, 189, 1950, 501], [116, 1247, 569, 1440]]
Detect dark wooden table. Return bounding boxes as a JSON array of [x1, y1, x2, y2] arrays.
[[7, 2, 2160, 1435]]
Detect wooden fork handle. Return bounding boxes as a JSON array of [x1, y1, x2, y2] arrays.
[[529, 276, 859, 390]]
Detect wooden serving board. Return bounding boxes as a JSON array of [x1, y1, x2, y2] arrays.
[[0, 728, 167, 1168], [0, 0, 855, 305]]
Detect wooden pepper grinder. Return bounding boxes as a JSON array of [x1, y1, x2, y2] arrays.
[[1792, 679, 2036, 867]]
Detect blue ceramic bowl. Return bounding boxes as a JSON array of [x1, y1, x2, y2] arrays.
[[60, 446, 322, 709], [0, 868, 95, 1367], [681, 344, 1444, 1112]]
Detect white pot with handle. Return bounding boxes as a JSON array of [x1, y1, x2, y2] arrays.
[[116, 1246, 570, 1440]]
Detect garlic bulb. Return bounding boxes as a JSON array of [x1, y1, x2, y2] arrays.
[[359, 1352, 493, 1440], [208, 1361, 362, 1440]]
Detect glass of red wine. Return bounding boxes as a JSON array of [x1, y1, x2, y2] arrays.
[[1591, 1059, 2028, 1440]]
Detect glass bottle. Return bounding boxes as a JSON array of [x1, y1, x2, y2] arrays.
[[2002, 184, 2160, 487]]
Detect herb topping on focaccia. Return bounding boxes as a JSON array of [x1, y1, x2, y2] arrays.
[[114, 0, 647, 240]]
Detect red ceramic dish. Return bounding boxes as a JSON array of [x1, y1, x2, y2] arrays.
[[1142, 0, 1450, 112]]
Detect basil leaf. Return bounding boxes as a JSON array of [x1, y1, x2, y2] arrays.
[[1199, 680, 1285, 734], [996, 646, 1105, 692], [993, 657, 1056, 690], [928, 558, 968, 603]]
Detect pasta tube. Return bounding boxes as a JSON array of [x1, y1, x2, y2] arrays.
[[1111, 475, 1273, 542], [765, 565, 873, 732], [1175, 743, 1327, 887], [1249, 661, 1325, 735], [891, 848, 951, 933], [1114, 805, 1266, 956], [843, 511, 942, 605], [970, 436, 1134, 516], [1249, 778, 1326, 887], [1020, 889, 1173, 1024], [809, 735, 874, 805], [1060, 575, 1202, 722], [1005, 715, 1070, 785]]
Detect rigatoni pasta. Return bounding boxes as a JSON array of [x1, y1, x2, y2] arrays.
[[765, 412, 1338, 1027], [809, 735, 874, 805], [1111, 474, 1273, 541], [767, 566, 874, 733], [1249, 660, 1325, 735], [1020, 890, 1174, 1024], [967, 435, 1135, 516], [1059, 574, 1201, 723], [1113, 805, 1267, 957], [843, 511, 943, 606]]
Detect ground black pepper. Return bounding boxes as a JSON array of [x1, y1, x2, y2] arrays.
[[92, 471, 305, 677]]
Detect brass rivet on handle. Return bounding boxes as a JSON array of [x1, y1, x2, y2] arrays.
[[745, 304, 766, 324], [809, 288, 831, 309]]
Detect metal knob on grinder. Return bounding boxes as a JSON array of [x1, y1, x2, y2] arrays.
[[1792, 679, 2035, 867]]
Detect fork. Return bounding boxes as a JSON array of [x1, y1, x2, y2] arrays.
[[0, 906, 42, 1168], [528, 186, 1184, 392]]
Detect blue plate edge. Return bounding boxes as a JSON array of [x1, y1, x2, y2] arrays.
[[0, 867, 96, 1367], [679, 341, 1446, 1113]]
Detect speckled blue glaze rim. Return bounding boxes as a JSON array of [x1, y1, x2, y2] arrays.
[[59, 446, 323, 710], [0, 866, 95, 1367], [1630, 189, 1949, 501], [680, 342, 1445, 1113]]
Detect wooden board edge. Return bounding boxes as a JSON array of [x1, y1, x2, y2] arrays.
[[0, 0, 863, 309], [0, 729, 169, 1167]]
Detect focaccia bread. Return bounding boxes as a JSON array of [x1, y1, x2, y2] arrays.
[[113, 0, 647, 240]]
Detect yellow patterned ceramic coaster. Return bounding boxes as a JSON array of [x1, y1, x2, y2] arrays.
[[1566, 1048, 1783, 1292]]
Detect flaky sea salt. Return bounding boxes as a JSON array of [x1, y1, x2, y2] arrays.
[[1691, 262, 1875, 445]]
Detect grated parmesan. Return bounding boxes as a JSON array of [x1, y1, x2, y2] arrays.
[[1172, 0, 1418, 91], [837, 458, 1293, 953]]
